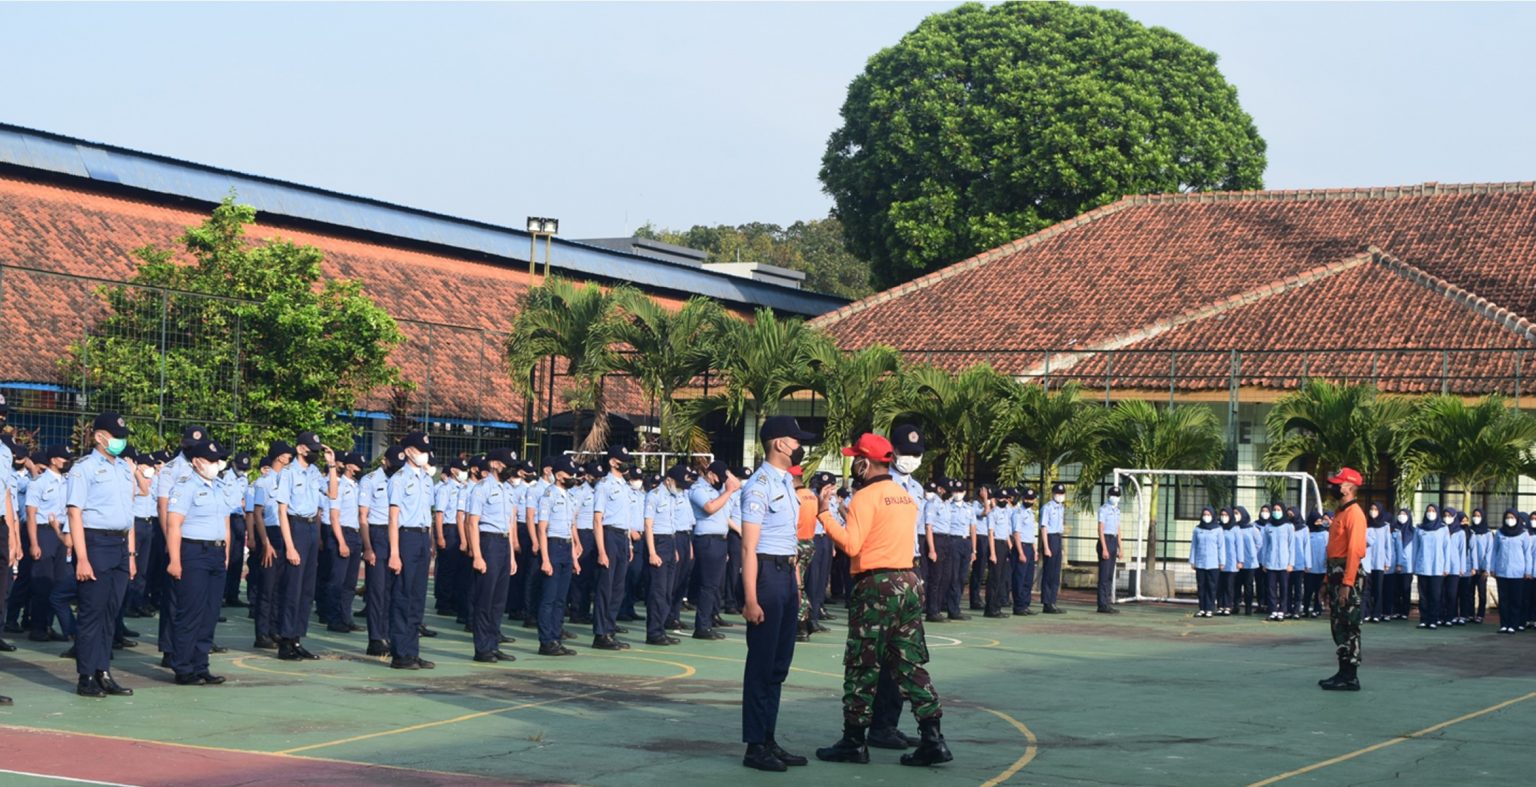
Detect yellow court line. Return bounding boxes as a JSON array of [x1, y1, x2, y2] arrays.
[[658, 648, 845, 680], [977, 707, 1040, 786], [1247, 689, 1536, 786]]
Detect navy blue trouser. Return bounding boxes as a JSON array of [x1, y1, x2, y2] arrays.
[[742, 554, 798, 744], [126, 516, 154, 610], [946, 535, 972, 616], [3, 521, 28, 627], [364, 525, 393, 642], [77, 530, 129, 677], [435, 524, 466, 618], [278, 517, 319, 640], [326, 527, 363, 627], [925, 537, 948, 616], [245, 524, 264, 610], [390, 528, 431, 660], [471, 533, 511, 653], [155, 521, 176, 653], [724, 530, 743, 611], [1266, 568, 1289, 615], [986, 539, 1013, 614], [520, 521, 543, 622], [506, 519, 530, 617], [256, 526, 283, 639], [670, 532, 694, 623], [594, 527, 630, 637], [223, 514, 246, 601], [646, 534, 677, 641], [1495, 577, 1524, 628], [171, 541, 226, 676], [1195, 568, 1219, 612], [1013, 542, 1036, 612], [1443, 574, 1462, 622], [571, 529, 598, 621], [1417, 574, 1441, 624], [539, 538, 574, 646], [808, 534, 831, 620], [692, 534, 728, 632], [1040, 533, 1064, 606], [623, 537, 646, 619], [30, 527, 71, 635], [1097, 534, 1119, 609]]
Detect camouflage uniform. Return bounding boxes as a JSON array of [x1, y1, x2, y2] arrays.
[[796, 538, 815, 624], [1326, 557, 1362, 665], [843, 568, 942, 728]]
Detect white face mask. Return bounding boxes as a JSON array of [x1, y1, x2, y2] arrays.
[[1506, 518, 1518, 527], [1201, 514, 1212, 523], [1397, 514, 1410, 524], [1442, 515, 1454, 524], [1053, 494, 1065, 504], [195, 461, 219, 481], [1220, 516, 1231, 524], [1472, 516, 1482, 525], [409, 451, 429, 468], [454, 470, 468, 483], [628, 480, 644, 491], [1109, 496, 1120, 506], [952, 492, 966, 502], [215, 460, 228, 474], [893, 455, 922, 475], [140, 466, 156, 478], [1260, 511, 1270, 520], [924, 492, 936, 500]]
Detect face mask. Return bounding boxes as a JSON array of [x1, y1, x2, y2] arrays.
[[1109, 496, 1120, 506], [140, 466, 156, 478], [924, 492, 936, 501], [1507, 518, 1518, 527], [1220, 516, 1230, 524], [1259, 511, 1270, 520], [628, 480, 643, 491], [409, 452, 429, 468], [106, 437, 128, 456], [1053, 494, 1065, 504], [215, 460, 228, 474], [454, 470, 468, 483], [562, 477, 580, 489], [1472, 516, 1482, 525], [893, 455, 921, 475], [1397, 514, 1409, 524], [195, 461, 219, 481], [1201, 515, 1212, 524], [1442, 515, 1453, 524], [613, 461, 630, 473], [1327, 483, 1343, 499], [953, 492, 966, 502], [789, 446, 806, 467]]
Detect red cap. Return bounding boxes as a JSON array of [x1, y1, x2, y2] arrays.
[[1327, 467, 1363, 486], [788, 465, 804, 477], [841, 433, 895, 462]]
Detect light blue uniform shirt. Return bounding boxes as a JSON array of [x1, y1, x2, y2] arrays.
[[154, 455, 191, 503], [388, 464, 433, 529], [1015, 506, 1039, 545], [729, 493, 741, 528], [434, 478, 465, 522], [1218, 526, 1243, 571], [131, 468, 156, 519], [593, 474, 632, 530], [0, 441, 11, 512], [889, 469, 925, 557], [1491, 530, 1529, 578], [1040, 499, 1065, 535], [986, 506, 1013, 540], [28, 470, 68, 530], [740, 463, 798, 557], [670, 488, 693, 534], [538, 484, 576, 539], [1098, 502, 1122, 537], [253, 473, 280, 527], [274, 461, 324, 519], [645, 487, 675, 536], [223, 470, 249, 516], [1291, 525, 1312, 572], [1412, 526, 1449, 575], [572, 483, 596, 531], [465, 477, 512, 533], [923, 496, 947, 537], [626, 484, 645, 532], [1189, 525, 1225, 570], [1364, 524, 1391, 572], [508, 481, 527, 524], [689, 479, 732, 536], [1392, 526, 1414, 572], [948, 499, 975, 536], [169, 473, 233, 541], [66, 451, 134, 532], [360, 468, 390, 526], [1260, 523, 1292, 570], [526, 479, 550, 523], [1469, 529, 1493, 572], [1446, 529, 1469, 576], [332, 475, 360, 530]]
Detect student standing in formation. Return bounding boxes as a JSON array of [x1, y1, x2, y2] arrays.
[[537, 455, 581, 656], [591, 445, 635, 652], [387, 431, 435, 670], [25, 446, 73, 646], [1302, 510, 1329, 618], [569, 460, 601, 626], [922, 479, 949, 623], [1467, 509, 1493, 624], [1491, 510, 1528, 634], [359, 444, 402, 657], [164, 439, 235, 686], [1259, 504, 1292, 622], [272, 432, 332, 662], [125, 450, 159, 618], [1287, 506, 1310, 618], [1362, 504, 1390, 623], [66, 412, 136, 698], [1389, 507, 1415, 621], [464, 448, 517, 662], [1413, 504, 1449, 629], [1012, 489, 1039, 616], [1216, 508, 1242, 616], [250, 448, 288, 650], [1095, 486, 1123, 614], [220, 452, 250, 611], [1039, 483, 1067, 614], [944, 479, 974, 621], [1189, 506, 1224, 618], [644, 463, 683, 647], [153, 427, 203, 669], [433, 457, 470, 625], [690, 461, 738, 641], [1236, 506, 1260, 615], [666, 465, 697, 633], [983, 489, 1014, 618], [1443, 509, 1468, 626], [324, 452, 365, 634]]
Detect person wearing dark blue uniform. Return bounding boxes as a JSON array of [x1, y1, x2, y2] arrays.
[[1039, 482, 1068, 614], [690, 460, 738, 640], [165, 439, 235, 685], [359, 444, 402, 656], [465, 448, 518, 661], [125, 449, 161, 618], [621, 469, 649, 623], [667, 466, 698, 632], [221, 452, 251, 609], [643, 465, 683, 646], [273, 432, 332, 661], [324, 452, 365, 634], [591, 445, 635, 651], [153, 428, 202, 667], [66, 412, 136, 698], [388, 431, 435, 669], [251, 447, 290, 649], [1096, 486, 1123, 614], [537, 455, 581, 655], [433, 456, 470, 621], [740, 415, 816, 772], [25, 445, 74, 644], [1012, 489, 1039, 615], [569, 460, 601, 624]]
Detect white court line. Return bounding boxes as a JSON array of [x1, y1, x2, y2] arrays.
[[0, 769, 140, 787], [928, 635, 963, 647]]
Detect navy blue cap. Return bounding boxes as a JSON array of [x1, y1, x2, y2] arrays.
[[706, 460, 730, 480], [607, 444, 633, 463], [890, 424, 924, 455], [551, 455, 578, 475], [488, 447, 517, 465], [809, 471, 837, 492], [232, 451, 253, 472], [267, 440, 295, 460], [1051, 483, 1066, 494], [42, 444, 71, 462], [666, 463, 692, 484], [185, 440, 225, 462], [401, 432, 430, 453], [295, 431, 323, 451], [92, 411, 129, 439], [180, 425, 209, 446], [759, 415, 817, 443]]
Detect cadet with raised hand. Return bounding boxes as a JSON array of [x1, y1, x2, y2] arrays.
[[689, 460, 738, 640]]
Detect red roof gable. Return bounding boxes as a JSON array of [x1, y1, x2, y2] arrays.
[[815, 183, 1536, 394]]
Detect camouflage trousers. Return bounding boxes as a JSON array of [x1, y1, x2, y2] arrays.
[[843, 569, 942, 728], [796, 539, 815, 624], [1327, 558, 1363, 666]]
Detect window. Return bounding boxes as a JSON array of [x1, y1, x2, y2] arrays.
[[1174, 477, 1210, 520]]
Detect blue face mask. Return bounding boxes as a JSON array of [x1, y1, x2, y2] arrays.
[[106, 437, 128, 457]]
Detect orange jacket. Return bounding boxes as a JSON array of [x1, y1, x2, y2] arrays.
[[795, 487, 818, 540], [1327, 500, 1369, 586], [817, 477, 918, 574]]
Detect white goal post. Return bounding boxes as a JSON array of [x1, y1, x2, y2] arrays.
[[1111, 468, 1325, 604]]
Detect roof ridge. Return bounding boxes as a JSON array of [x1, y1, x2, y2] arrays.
[[1124, 180, 1536, 206], [810, 198, 1139, 330], [1368, 246, 1536, 343], [1017, 248, 1381, 377]]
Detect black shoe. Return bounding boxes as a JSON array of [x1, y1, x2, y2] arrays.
[[198, 673, 226, 685], [210, 643, 228, 653], [418, 625, 438, 638], [29, 629, 55, 642], [217, 616, 227, 623], [925, 613, 947, 623], [665, 620, 685, 632], [866, 727, 913, 750], [617, 613, 639, 622], [539, 643, 578, 656], [390, 658, 420, 670], [646, 636, 680, 646], [120, 626, 141, 638], [293, 643, 320, 660], [713, 617, 735, 628], [984, 612, 1010, 619], [60, 646, 76, 659], [473, 652, 499, 663], [816, 726, 870, 763], [970, 603, 984, 611], [521, 619, 537, 629], [900, 718, 953, 767], [560, 629, 576, 640], [415, 658, 435, 669], [1097, 607, 1121, 614], [1015, 608, 1035, 616], [818, 611, 837, 622], [224, 598, 248, 608], [682, 601, 696, 612], [492, 650, 516, 662], [175, 673, 206, 686], [354, 609, 368, 618], [613, 625, 630, 634], [366, 640, 391, 657], [947, 613, 970, 621], [593, 635, 623, 651], [812, 622, 830, 634], [693, 629, 726, 640], [0, 638, 16, 652], [160, 653, 173, 668], [77, 675, 106, 698], [743, 743, 787, 772], [95, 671, 133, 697], [113, 638, 138, 650], [499, 634, 516, 644], [0, 694, 11, 705], [277, 641, 301, 661], [1320, 663, 1361, 691], [767, 736, 808, 766], [723, 607, 742, 615], [1043, 605, 1066, 615], [328, 624, 354, 634]]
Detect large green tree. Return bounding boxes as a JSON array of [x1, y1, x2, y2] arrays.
[[66, 197, 405, 452], [821, 1, 1267, 287]]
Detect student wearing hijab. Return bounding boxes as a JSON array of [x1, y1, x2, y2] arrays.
[[1389, 507, 1415, 620], [1189, 506, 1224, 618], [1443, 509, 1467, 626], [1466, 508, 1493, 624], [1362, 503, 1391, 623], [1286, 506, 1309, 619], [1303, 511, 1329, 618], [1255, 505, 1273, 613], [1216, 508, 1242, 616], [1491, 510, 1528, 634], [1526, 512, 1536, 624], [1235, 506, 1259, 615], [1260, 504, 1293, 622], [1412, 504, 1450, 629]]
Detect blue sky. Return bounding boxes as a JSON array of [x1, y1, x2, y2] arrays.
[[3, 2, 1533, 238]]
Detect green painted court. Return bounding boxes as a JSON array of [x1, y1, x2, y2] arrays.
[[1, 590, 1531, 786]]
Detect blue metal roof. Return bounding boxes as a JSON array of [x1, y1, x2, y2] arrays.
[[0, 123, 847, 317]]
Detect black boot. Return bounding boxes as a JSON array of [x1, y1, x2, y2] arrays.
[[866, 726, 915, 750], [1320, 661, 1361, 692], [815, 725, 870, 763], [900, 718, 953, 766], [767, 735, 808, 766], [742, 742, 786, 772]]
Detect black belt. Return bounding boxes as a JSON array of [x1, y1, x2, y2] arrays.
[[184, 538, 226, 548], [480, 531, 508, 540], [547, 536, 570, 544], [605, 526, 630, 534], [696, 533, 727, 540], [757, 553, 794, 568], [84, 529, 129, 539], [853, 567, 911, 583], [290, 515, 318, 524], [368, 523, 389, 530]]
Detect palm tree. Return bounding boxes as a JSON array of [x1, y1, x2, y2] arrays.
[[713, 308, 821, 457], [610, 294, 727, 453], [988, 379, 1106, 493], [505, 277, 638, 454], [881, 362, 1009, 479], [1394, 394, 1536, 513], [1076, 400, 1226, 567], [1264, 380, 1411, 494], [804, 341, 903, 466]]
